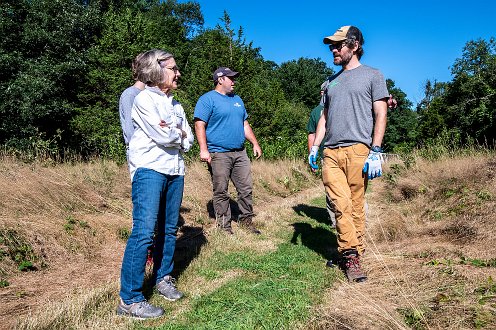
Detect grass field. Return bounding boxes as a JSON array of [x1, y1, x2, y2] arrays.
[[1, 150, 495, 329]]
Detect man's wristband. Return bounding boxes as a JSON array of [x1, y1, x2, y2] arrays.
[[371, 145, 383, 153]]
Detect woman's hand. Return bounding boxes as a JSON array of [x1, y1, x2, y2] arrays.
[[159, 119, 185, 139]]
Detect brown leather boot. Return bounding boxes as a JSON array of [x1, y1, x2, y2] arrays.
[[340, 250, 367, 282], [238, 218, 261, 235], [217, 215, 234, 235]]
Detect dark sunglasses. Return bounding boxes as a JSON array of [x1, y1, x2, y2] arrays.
[[328, 41, 346, 51]]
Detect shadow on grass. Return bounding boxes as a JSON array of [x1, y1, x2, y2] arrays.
[[290, 222, 338, 262], [207, 199, 240, 220], [172, 224, 208, 278], [142, 210, 208, 299], [292, 203, 333, 227], [291, 203, 339, 263]]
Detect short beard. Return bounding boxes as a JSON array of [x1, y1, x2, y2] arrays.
[[334, 48, 353, 66]]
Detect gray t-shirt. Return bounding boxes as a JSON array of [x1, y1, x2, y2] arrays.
[[323, 65, 389, 148], [119, 86, 142, 146]]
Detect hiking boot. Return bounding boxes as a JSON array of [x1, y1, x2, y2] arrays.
[[156, 276, 184, 301], [218, 226, 234, 235], [238, 218, 261, 235], [116, 299, 164, 319], [216, 216, 234, 235], [340, 250, 367, 283]]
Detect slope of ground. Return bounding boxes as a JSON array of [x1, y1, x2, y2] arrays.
[[308, 152, 496, 329], [1, 152, 495, 329], [0, 157, 317, 329]]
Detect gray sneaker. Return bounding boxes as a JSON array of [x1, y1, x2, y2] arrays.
[[156, 276, 184, 301], [116, 299, 164, 319]]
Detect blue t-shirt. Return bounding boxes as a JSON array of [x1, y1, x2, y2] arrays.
[[194, 90, 248, 152]]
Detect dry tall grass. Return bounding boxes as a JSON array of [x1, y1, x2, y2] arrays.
[[308, 152, 496, 329], [1, 151, 495, 329], [0, 155, 318, 329]]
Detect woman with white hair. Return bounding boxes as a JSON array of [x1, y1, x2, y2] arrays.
[[117, 49, 194, 319]]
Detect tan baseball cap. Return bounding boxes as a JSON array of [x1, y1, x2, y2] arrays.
[[323, 25, 364, 45]]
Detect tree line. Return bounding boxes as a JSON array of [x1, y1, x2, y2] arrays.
[[1, 0, 494, 162]]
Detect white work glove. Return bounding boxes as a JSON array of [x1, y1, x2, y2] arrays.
[[362, 146, 384, 180], [308, 146, 319, 170]]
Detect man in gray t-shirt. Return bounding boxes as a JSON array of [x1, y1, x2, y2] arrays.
[[308, 25, 389, 283]]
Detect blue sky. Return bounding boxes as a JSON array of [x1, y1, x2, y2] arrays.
[[180, 0, 495, 105]]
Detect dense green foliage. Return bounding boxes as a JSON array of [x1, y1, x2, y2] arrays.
[[0, 0, 327, 160], [1, 0, 494, 160], [383, 79, 418, 153], [380, 38, 496, 154], [416, 38, 496, 148], [276, 57, 334, 109]]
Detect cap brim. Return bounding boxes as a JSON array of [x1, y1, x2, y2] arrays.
[[226, 71, 240, 78], [323, 36, 347, 44]]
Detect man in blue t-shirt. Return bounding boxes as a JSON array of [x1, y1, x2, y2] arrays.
[[194, 67, 262, 235]]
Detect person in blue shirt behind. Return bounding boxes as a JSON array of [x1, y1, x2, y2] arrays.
[[194, 67, 262, 235]]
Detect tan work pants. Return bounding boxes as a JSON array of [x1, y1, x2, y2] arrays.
[[322, 144, 369, 255]]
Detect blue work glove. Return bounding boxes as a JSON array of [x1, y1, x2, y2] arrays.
[[363, 146, 384, 180], [308, 146, 319, 170]]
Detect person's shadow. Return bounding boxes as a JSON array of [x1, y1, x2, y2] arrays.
[[291, 204, 339, 263], [171, 206, 208, 278], [143, 206, 207, 297], [207, 199, 240, 221], [293, 203, 333, 227]]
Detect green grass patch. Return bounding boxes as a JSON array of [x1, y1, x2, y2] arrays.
[[117, 227, 131, 241], [0, 228, 41, 271], [64, 215, 93, 234], [138, 199, 338, 330], [309, 196, 326, 208], [426, 257, 496, 268], [150, 243, 335, 329], [460, 256, 496, 268], [398, 306, 429, 330]]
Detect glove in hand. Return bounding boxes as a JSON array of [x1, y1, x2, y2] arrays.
[[308, 146, 319, 170], [362, 150, 384, 179]]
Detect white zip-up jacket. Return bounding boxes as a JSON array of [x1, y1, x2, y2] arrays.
[[128, 86, 194, 180]]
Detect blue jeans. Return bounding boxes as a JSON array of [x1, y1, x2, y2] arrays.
[[119, 168, 184, 304]]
